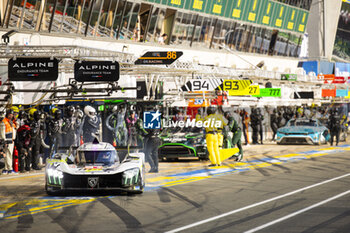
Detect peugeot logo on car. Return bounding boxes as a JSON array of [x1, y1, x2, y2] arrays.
[[88, 177, 99, 188]]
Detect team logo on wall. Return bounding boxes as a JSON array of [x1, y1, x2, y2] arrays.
[[88, 177, 99, 188], [74, 61, 120, 82], [8, 57, 59, 81], [143, 111, 161, 129]]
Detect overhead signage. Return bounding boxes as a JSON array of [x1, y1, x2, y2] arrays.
[[135, 51, 183, 65], [335, 62, 350, 77], [321, 89, 336, 97], [253, 88, 281, 97], [294, 91, 314, 99], [317, 74, 334, 81], [281, 74, 297, 81], [228, 85, 260, 96], [8, 57, 59, 81], [332, 77, 346, 84], [188, 99, 210, 108], [74, 61, 119, 82], [223, 80, 253, 91], [223, 80, 260, 96], [323, 75, 335, 84], [336, 89, 348, 97], [180, 79, 223, 92]]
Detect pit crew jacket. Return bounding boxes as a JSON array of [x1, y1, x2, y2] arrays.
[[2, 117, 16, 144]]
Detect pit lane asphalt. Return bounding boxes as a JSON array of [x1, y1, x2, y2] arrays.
[[0, 142, 349, 232]]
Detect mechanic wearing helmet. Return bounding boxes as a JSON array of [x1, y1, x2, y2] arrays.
[[17, 110, 28, 128], [16, 120, 31, 172], [28, 109, 43, 170], [105, 105, 128, 147], [1, 109, 17, 174], [61, 106, 77, 147], [126, 109, 138, 146], [83, 106, 101, 143], [73, 106, 84, 146], [328, 108, 341, 146], [47, 108, 63, 155], [205, 106, 225, 166], [10, 106, 19, 127], [14, 108, 31, 172], [224, 112, 243, 161]]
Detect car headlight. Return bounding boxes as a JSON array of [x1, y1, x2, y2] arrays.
[[122, 168, 140, 186], [47, 168, 63, 185]]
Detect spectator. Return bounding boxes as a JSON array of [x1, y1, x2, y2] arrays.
[[158, 33, 168, 45]]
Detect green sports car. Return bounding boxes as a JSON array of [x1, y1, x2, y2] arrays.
[[158, 128, 208, 161]]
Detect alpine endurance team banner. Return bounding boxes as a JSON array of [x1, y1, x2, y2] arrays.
[[8, 57, 59, 81], [74, 61, 120, 82]]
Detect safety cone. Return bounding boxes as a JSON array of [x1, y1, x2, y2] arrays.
[[113, 140, 117, 147], [80, 136, 84, 145]]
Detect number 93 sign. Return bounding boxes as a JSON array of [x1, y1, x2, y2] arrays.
[[223, 80, 260, 96]]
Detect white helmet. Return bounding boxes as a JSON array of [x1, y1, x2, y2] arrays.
[[84, 105, 96, 118], [112, 105, 118, 113]]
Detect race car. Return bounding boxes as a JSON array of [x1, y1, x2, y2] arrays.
[[45, 139, 145, 195], [158, 128, 208, 161], [276, 118, 330, 145]]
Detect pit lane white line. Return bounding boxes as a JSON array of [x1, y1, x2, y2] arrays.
[[165, 173, 350, 233], [0, 172, 44, 180], [244, 189, 350, 233]]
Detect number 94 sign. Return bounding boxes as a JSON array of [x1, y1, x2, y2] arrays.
[[189, 80, 210, 91]]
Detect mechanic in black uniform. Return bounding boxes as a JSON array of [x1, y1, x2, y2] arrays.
[[270, 108, 279, 141], [224, 112, 243, 161], [257, 108, 264, 144], [28, 109, 44, 170], [61, 106, 77, 148], [126, 110, 138, 147], [16, 112, 31, 172], [144, 128, 160, 173], [328, 109, 341, 146], [135, 113, 148, 148], [250, 108, 259, 144], [47, 108, 62, 155]]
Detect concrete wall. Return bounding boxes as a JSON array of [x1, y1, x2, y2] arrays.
[[307, 0, 342, 61]]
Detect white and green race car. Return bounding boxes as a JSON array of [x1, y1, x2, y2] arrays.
[[45, 139, 145, 195]]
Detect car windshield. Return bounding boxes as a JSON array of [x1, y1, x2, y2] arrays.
[[78, 150, 118, 165], [288, 120, 318, 127]]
